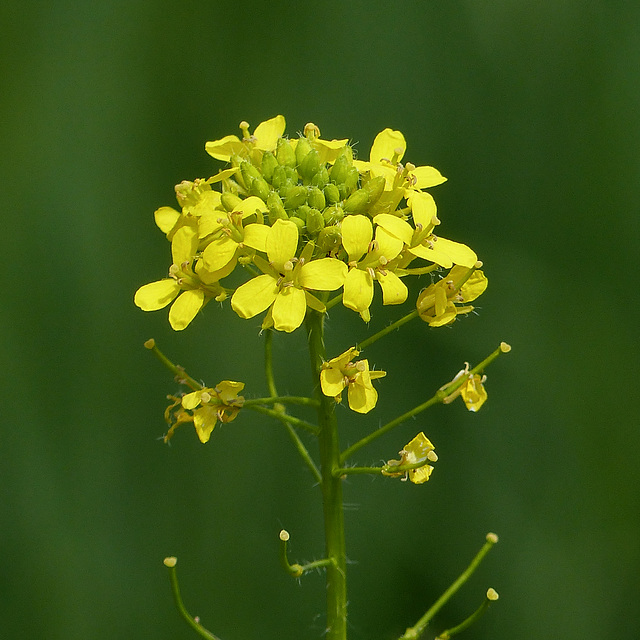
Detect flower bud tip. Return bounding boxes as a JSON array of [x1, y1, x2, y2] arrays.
[[163, 556, 177, 568], [279, 529, 290, 541], [144, 339, 155, 349], [486, 532, 499, 544], [500, 342, 511, 353], [486, 587, 499, 601]]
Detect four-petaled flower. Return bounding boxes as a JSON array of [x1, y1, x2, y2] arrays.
[[383, 432, 438, 484], [441, 363, 488, 412], [320, 347, 386, 414], [231, 219, 347, 332], [168, 381, 245, 443]]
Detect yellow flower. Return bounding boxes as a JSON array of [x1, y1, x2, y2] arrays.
[[320, 347, 386, 414], [441, 363, 488, 412], [166, 381, 245, 443], [383, 432, 438, 484], [205, 115, 286, 162], [341, 214, 409, 321], [417, 265, 488, 327], [134, 226, 228, 330], [231, 219, 347, 332]]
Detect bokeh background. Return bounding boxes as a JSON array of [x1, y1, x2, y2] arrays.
[[2, 1, 639, 639]]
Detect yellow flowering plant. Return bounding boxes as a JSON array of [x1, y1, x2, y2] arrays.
[[136, 116, 511, 640]]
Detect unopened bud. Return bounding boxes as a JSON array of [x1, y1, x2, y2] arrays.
[[276, 138, 296, 168]]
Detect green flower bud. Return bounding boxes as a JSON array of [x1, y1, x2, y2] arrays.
[[324, 182, 341, 205], [307, 186, 326, 210], [289, 216, 306, 231], [221, 192, 243, 212], [329, 154, 350, 185], [250, 176, 271, 202], [311, 167, 330, 189], [295, 204, 311, 222], [317, 225, 342, 253], [271, 165, 287, 190], [276, 138, 296, 168], [298, 149, 321, 181], [261, 151, 279, 182], [295, 137, 313, 166], [306, 207, 325, 236], [344, 167, 360, 194], [240, 161, 261, 188], [323, 204, 345, 225], [362, 174, 386, 206], [267, 192, 288, 224], [284, 185, 308, 210], [343, 188, 370, 213]]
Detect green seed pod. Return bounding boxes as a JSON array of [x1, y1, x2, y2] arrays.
[[250, 176, 271, 202], [289, 216, 306, 232], [298, 149, 321, 181], [306, 207, 325, 236], [317, 225, 342, 253], [267, 192, 288, 224], [261, 151, 279, 182], [323, 204, 345, 225], [311, 166, 330, 189], [284, 185, 308, 210], [343, 188, 370, 213], [276, 138, 297, 168], [307, 186, 326, 211], [324, 182, 341, 205], [362, 174, 386, 206], [329, 154, 350, 185], [221, 191, 243, 212], [295, 137, 313, 166]]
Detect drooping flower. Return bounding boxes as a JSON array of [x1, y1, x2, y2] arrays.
[[441, 363, 488, 412], [164, 381, 245, 443], [382, 432, 438, 484], [231, 219, 347, 332], [417, 264, 488, 327], [320, 347, 386, 414]]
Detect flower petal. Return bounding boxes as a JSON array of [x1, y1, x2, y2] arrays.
[[267, 219, 298, 270], [231, 274, 278, 319], [410, 166, 447, 189], [343, 268, 374, 313], [202, 235, 238, 272], [169, 289, 205, 330], [171, 225, 199, 265], [134, 279, 180, 311], [341, 214, 372, 261], [370, 129, 406, 164], [298, 258, 348, 290], [253, 115, 286, 151], [377, 271, 408, 306], [373, 214, 413, 246], [154, 206, 181, 235], [271, 287, 307, 333], [205, 134, 244, 162]]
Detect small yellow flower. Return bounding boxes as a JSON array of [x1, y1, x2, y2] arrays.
[[165, 381, 245, 443], [320, 347, 386, 414], [441, 363, 488, 412], [231, 219, 347, 332], [383, 432, 438, 484], [134, 226, 229, 330], [416, 265, 488, 327]]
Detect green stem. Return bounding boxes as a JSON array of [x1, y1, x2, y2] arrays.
[[341, 342, 510, 462], [435, 588, 498, 640], [334, 459, 433, 477], [243, 396, 319, 407], [306, 310, 347, 640], [163, 558, 221, 640], [357, 310, 418, 351], [399, 534, 499, 640], [245, 404, 320, 435], [144, 339, 202, 391]]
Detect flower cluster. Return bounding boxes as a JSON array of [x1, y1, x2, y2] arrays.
[[134, 116, 486, 332]]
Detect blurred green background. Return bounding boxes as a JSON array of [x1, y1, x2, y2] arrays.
[[2, 1, 639, 638]]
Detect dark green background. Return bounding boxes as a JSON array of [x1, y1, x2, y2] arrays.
[[3, 1, 639, 639]]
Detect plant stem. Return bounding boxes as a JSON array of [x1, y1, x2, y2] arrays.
[[357, 310, 418, 351], [306, 310, 347, 640]]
